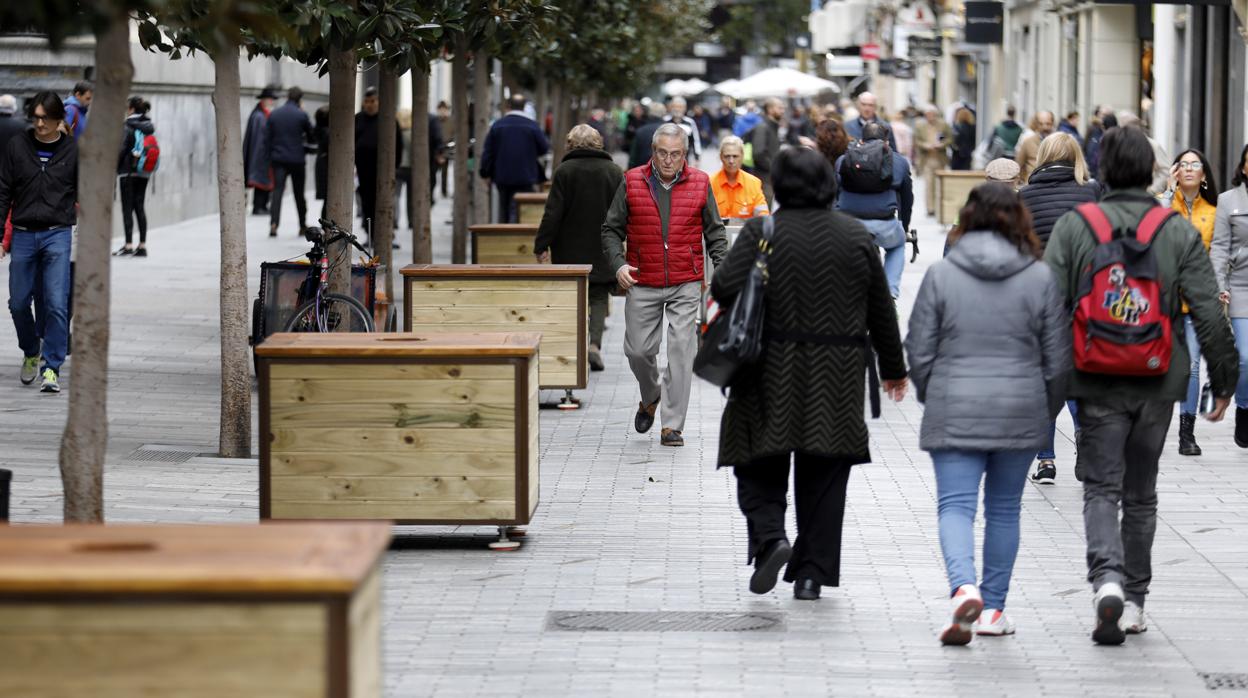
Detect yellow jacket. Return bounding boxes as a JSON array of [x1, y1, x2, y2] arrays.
[[1169, 191, 1216, 313], [712, 169, 769, 220]]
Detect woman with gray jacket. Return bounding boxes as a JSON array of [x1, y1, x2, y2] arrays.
[[1210, 143, 1248, 447], [906, 183, 1070, 645]]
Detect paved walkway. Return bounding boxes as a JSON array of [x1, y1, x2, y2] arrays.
[[2, 171, 1247, 696]]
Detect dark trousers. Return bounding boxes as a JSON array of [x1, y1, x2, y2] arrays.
[[119, 175, 149, 245], [588, 282, 612, 348], [439, 159, 450, 197], [270, 162, 307, 232], [1076, 397, 1173, 606], [495, 183, 533, 224], [735, 452, 853, 587], [251, 187, 270, 214]]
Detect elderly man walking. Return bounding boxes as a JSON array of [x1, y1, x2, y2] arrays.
[[602, 123, 729, 446], [845, 92, 898, 150]]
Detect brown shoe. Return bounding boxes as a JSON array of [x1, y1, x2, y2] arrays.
[[660, 428, 683, 447], [634, 398, 659, 433], [588, 344, 605, 372]]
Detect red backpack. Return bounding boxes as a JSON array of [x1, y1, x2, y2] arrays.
[[1071, 203, 1175, 376]]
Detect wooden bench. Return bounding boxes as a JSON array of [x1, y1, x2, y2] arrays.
[[402, 264, 590, 391], [469, 223, 540, 264], [0, 522, 390, 698], [256, 332, 540, 546], [514, 192, 548, 225], [935, 170, 985, 225]]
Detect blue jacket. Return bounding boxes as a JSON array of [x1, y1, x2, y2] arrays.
[[479, 113, 549, 188], [64, 95, 88, 141], [266, 101, 313, 166], [844, 116, 898, 151], [732, 111, 761, 138], [834, 151, 915, 231]]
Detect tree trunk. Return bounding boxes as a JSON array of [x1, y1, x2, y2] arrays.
[[326, 45, 356, 301], [471, 52, 491, 224], [451, 36, 470, 263], [375, 66, 397, 307], [550, 83, 567, 166], [411, 65, 432, 264], [211, 46, 251, 459], [59, 18, 132, 523]]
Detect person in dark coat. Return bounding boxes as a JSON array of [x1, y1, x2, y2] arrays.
[[113, 97, 155, 256], [266, 86, 314, 236], [711, 147, 908, 602], [628, 102, 665, 169], [1016, 131, 1099, 485], [906, 183, 1070, 644], [951, 107, 976, 170], [355, 86, 402, 240], [479, 93, 550, 223], [243, 86, 276, 215], [313, 105, 330, 220], [534, 125, 624, 371]]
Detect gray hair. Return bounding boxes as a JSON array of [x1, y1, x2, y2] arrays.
[[652, 123, 686, 149], [669, 96, 687, 107], [647, 101, 667, 119], [566, 124, 603, 151], [719, 135, 745, 154], [0, 94, 14, 115]]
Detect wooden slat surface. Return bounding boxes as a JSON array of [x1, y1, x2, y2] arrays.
[[271, 500, 517, 520], [350, 567, 383, 698], [475, 233, 537, 264], [0, 523, 391, 596], [270, 451, 517, 477], [512, 193, 547, 205], [256, 331, 541, 358], [270, 362, 508, 381], [401, 264, 592, 278]]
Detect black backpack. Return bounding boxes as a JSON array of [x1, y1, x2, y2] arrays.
[[839, 139, 894, 193]]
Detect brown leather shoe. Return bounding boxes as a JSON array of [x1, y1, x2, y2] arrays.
[[660, 428, 683, 447], [634, 398, 658, 433]]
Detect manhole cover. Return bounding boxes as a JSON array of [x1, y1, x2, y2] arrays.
[[126, 445, 201, 463], [547, 611, 782, 632], [1201, 673, 1248, 691]]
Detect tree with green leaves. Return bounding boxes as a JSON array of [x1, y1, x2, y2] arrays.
[[715, 0, 809, 61]]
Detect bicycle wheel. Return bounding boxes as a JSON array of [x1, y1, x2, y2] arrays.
[[283, 293, 375, 333]]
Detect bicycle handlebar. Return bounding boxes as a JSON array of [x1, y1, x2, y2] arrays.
[[316, 218, 370, 255]]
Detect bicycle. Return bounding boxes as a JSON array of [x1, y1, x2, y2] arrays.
[[282, 218, 377, 333]]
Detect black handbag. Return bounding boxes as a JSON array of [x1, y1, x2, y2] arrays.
[[694, 216, 776, 387]]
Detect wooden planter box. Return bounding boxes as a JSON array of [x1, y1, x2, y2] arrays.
[[514, 192, 548, 225], [469, 223, 539, 264], [256, 332, 541, 525], [402, 264, 590, 390], [0, 522, 390, 698], [935, 170, 986, 225]]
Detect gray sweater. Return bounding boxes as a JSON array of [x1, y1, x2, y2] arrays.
[[1211, 184, 1248, 318], [906, 231, 1070, 452]]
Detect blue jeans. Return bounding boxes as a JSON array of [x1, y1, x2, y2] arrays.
[[1234, 317, 1248, 409], [1181, 315, 1202, 415], [859, 218, 905, 298], [931, 449, 1034, 610], [1037, 401, 1081, 461], [8, 227, 71, 373]]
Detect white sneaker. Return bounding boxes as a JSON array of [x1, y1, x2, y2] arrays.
[[1092, 582, 1126, 645], [976, 609, 1016, 636], [939, 584, 983, 646], [1120, 600, 1147, 634]]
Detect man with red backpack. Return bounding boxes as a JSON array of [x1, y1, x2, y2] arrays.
[[1045, 125, 1238, 645]]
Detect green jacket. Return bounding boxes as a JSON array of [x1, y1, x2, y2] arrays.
[[1043, 188, 1238, 401]]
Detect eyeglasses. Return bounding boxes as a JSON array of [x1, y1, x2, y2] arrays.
[[31, 113, 57, 124], [654, 149, 685, 162], [1177, 161, 1204, 172]]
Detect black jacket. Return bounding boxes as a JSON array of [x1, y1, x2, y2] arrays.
[[267, 101, 314, 166], [0, 130, 78, 231], [533, 149, 623, 284], [1018, 161, 1101, 247], [116, 113, 155, 175], [0, 114, 26, 158]]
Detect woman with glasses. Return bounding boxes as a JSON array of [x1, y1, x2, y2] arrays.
[[1160, 149, 1219, 455], [1211, 144, 1248, 448]]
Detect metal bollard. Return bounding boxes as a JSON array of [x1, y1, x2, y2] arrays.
[[0, 468, 10, 523]]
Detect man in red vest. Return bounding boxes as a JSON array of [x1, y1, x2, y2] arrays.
[[602, 123, 728, 447]]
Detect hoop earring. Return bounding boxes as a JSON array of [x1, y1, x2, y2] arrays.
[[1201, 179, 1208, 190]]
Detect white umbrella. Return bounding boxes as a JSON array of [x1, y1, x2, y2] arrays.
[[662, 78, 688, 96], [712, 78, 740, 95], [681, 78, 711, 95], [727, 67, 841, 99], [662, 78, 711, 97]]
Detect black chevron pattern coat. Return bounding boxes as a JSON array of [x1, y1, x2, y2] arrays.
[[711, 208, 908, 468]]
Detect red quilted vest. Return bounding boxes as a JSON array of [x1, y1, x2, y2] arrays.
[[624, 164, 710, 287]]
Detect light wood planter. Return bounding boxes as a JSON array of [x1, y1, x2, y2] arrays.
[[402, 264, 591, 390], [0, 522, 390, 698], [935, 170, 986, 225], [514, 192, 548, 225], [256, 332, 541, 527], [469, 223, 540, 264]]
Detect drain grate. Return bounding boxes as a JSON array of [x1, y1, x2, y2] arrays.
[[1201, 673, 1248, 691], [126, 445, 202, 463], [547, 611, 782, 633]]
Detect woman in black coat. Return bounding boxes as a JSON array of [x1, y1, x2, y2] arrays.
[[711, 148, 909, 601], [1018, 131, 1100, 248], [534, 124, 624, 371], [951, 108, 976, 170]]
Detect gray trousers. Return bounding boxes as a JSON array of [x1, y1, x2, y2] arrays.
[[624, 281, 700, 432], [1076, 397, 1174, 606]]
